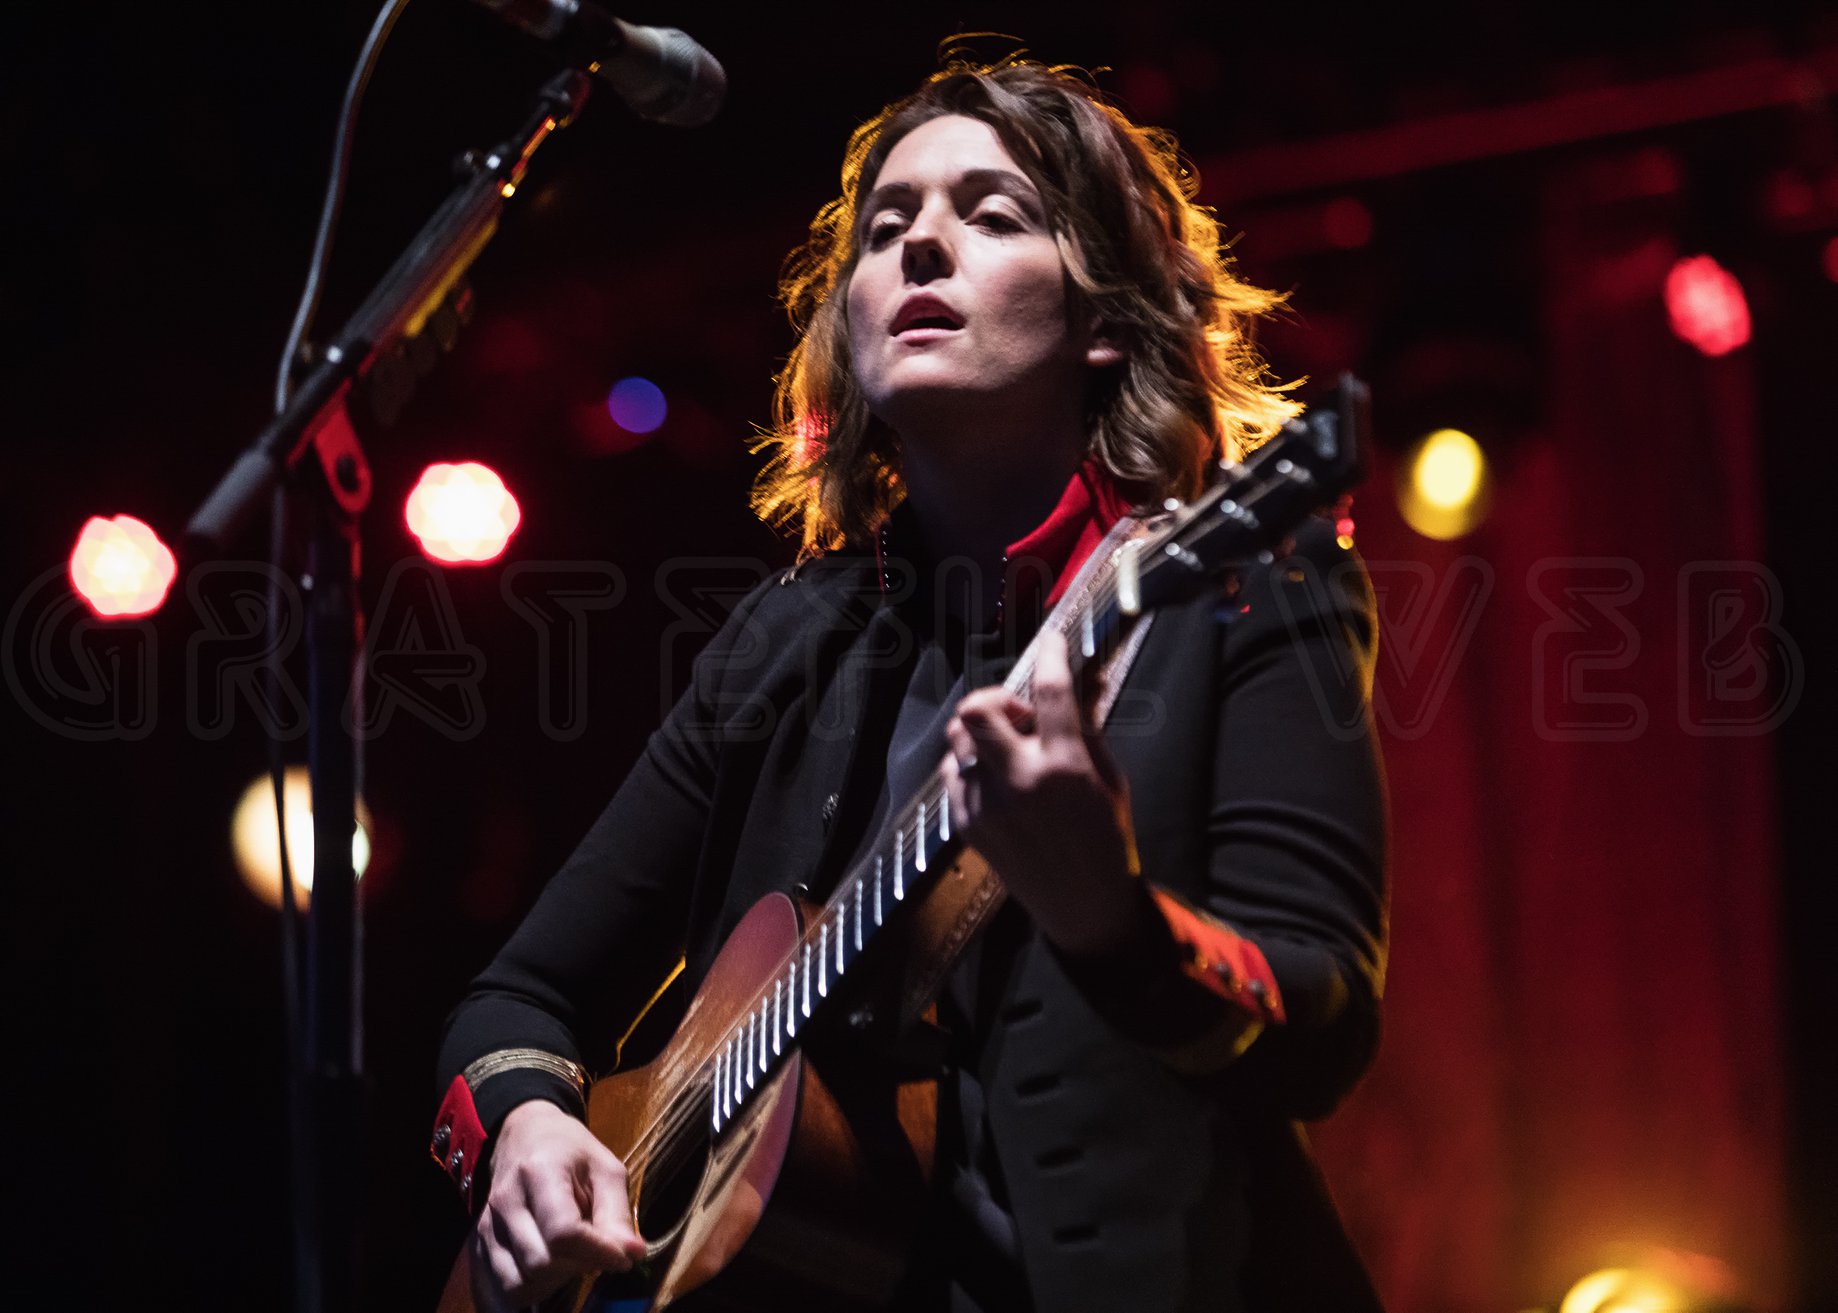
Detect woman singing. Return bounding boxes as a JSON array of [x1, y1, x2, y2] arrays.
[[434, 53, 1388, 1313]]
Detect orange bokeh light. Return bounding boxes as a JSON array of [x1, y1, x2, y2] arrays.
[[405, 461, 521, 564], [68, 514, 177, 618]]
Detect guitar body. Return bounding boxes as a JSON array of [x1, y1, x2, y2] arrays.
[[437, 892, 938, 1313]]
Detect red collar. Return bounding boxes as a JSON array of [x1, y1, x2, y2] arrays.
[[873, 456, 1138, 629]]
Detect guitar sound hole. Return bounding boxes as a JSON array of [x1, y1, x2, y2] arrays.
[[632, 1123, 712, 1245]]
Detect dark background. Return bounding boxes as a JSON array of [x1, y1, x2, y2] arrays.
[[3, 3, 1834, 1310]]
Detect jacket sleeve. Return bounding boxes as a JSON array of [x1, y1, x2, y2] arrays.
[[430, 571, 784, 1199], [1054, 515, 1388, 1116], [1204, 515, 1388, 1116]]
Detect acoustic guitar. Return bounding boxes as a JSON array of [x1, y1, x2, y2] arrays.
[[436, 378, 1368, 1312]]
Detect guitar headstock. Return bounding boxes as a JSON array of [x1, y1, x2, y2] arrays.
[[1121, 373, 1369, 616]]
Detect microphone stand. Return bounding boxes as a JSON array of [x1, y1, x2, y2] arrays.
[[185, 68, 593, 1313]]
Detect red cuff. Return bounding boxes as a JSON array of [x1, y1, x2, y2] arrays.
[[1149, 888, 1287, 1026], [431, 1075, 489, 1209]]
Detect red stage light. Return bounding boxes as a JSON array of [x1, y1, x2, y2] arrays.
[[1664, 254, 1751, 357], [68, 514, 177, 618], [1823, 236, 1838, 283], [405, 462, 522, 564]]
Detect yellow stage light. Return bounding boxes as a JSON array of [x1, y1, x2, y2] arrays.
[[1399, 427, 1490, 540], [1415, 428, 1484, 507], [1559, 1266, 1685, 1313], [231, 766, 373, 910], [1558, 1248, 1741, 1313]]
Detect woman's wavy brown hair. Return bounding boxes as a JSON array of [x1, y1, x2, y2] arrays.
[[752, 52, 1300, 557]]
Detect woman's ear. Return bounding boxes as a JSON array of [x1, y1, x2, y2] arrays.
[[1085, 322, 1124, 368]]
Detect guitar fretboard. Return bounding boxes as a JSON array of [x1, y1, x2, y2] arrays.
[[708, 770, 960, 1131]]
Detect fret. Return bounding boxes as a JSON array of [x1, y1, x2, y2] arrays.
[[834, 904, 846, 975], [853, 877, 863, 952], [818, 922, 829, 997], [756, 1000, 769, 1075], [787, 958, 798, 1035], [915, 804, 927, 872], [874, 856, 884, 926], [773, 978, 783, 1054], [939, 785, 950, 842], [894, 828, 904, 900], [745, 1013, 757, 1088], [712, 1047, 724, 1130], [732, 1034, 743, 1105], [802, 942, 812, 1016]]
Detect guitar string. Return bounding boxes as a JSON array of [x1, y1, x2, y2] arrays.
[[619, 777, 959, 1178]]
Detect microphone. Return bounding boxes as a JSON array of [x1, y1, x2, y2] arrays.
[[470, 1, 726, 127]]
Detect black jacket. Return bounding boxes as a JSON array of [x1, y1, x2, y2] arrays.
[[438, 513, 1389, 1312]]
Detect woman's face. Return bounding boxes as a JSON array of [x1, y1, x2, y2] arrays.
[[845, 114, 1108, 437]]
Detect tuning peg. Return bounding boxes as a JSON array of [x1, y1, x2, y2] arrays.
[[1117, 539, 1143, 616], [1217, 498, 1260, 531], [1162, 542, 1205, 574], [1272, 456, 1315, 488]]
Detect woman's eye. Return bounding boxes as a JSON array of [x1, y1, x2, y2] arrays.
[[864, 216, 907, 248], [974, 209, 1024, 233]]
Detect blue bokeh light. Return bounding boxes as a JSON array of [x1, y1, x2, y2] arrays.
[[606, 376, 668, 434]]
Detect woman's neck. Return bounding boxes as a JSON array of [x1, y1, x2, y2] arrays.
[[896, 425, 1087, 625]]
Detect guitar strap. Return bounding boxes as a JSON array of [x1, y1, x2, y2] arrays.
[[894, 510, 1165, 1032]]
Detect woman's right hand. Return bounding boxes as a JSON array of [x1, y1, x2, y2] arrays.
[[469, 1098, 649, 1312]]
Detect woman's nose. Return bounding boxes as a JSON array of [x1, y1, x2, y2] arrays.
[[900, 205, 954, 282]]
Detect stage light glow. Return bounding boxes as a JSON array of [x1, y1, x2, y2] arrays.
[[231, 766, 373, 911], [1399, 428, 1490, 541], [606, 376, 668, 434], [1560, 1249, 1741, 1313], [1559, 1267, 1683, 1313], [1664, 254, 1750, 357], [1415, 428, 1484, 508], [69, 514, 178, 618], [1823, 236, 1838, 283], [405, 461, 521, 564]]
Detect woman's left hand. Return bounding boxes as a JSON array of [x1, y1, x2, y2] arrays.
[[941, 629, 1148, 957]]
